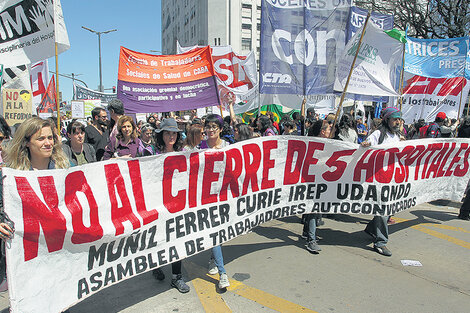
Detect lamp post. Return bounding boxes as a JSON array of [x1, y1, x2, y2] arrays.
[[81, 26, 117, 92]]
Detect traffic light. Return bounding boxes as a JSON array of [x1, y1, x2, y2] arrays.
[[112, 86, 116, 93]]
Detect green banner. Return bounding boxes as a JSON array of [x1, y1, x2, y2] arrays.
[[239, 104, 300, 124]]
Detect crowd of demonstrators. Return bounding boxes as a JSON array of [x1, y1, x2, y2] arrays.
[[3, 99, 470, 299]]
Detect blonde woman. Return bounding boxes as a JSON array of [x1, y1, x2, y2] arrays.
[[0, 117, 70, 291]]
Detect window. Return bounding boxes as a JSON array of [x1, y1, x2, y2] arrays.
[[242, 38, 251, 50], [242, 23, 252, 30]]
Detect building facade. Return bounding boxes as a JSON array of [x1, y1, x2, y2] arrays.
[[161, 0, 261, 58]]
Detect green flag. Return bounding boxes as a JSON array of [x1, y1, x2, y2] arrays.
[[385, 29, 407, 43]]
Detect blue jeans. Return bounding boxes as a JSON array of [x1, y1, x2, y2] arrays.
[[366, 216, 389, 247], [211, 245, 226, 274], [303, 214, 319, 242]]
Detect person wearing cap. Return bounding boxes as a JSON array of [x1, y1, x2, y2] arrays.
[[425, 112, 446, 138], [361, 107, 403, 257], [151, 118, 190, 293], [102, 116, 141, 160]]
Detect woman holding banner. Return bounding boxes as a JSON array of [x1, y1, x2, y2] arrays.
[[0, 117, 71, 291], [199, 114, 231, 289], [102, 116, 141, 160], [151, 118, 191, 293]]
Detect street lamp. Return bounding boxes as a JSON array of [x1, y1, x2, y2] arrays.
[[81, 26, 117, 92]]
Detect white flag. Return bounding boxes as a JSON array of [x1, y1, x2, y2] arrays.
[[29, 59, 49, 112], [0, 0, 70, 68], [335, 21, 403, 97]]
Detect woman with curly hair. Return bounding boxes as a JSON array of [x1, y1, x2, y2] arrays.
[[102, 116, 141, 160]]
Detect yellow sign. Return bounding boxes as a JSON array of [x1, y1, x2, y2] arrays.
[[2, 89, 33, 126]]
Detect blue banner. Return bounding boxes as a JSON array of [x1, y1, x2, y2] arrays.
[[405, 36, 470, 79], [259, 0, 351, 95], [346, 6, 394, 42]]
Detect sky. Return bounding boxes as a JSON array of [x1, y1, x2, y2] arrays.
[[50, 0, 162, 102]]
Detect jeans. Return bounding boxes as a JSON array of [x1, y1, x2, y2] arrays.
[[303, 214, 319, 241], [211, 245, 226, 274], [172, 260, 182, 275], [365, 216, 389, 247]]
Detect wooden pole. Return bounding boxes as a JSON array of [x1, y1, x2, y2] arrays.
[[330, 12, 371, 138], [55, 43, 61, 134], [398, 39, 406, 111]]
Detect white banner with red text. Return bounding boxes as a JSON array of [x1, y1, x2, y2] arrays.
[[3, 136, 470, 313]]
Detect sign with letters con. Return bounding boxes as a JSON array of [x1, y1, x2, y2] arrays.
[[259, 0, 352, 95], [3, 136, 470, 312]]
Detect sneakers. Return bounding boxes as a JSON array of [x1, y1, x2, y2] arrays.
[[387, 217, 396, 225], [218, 273, 230, 289], [152, 268, 165, 281], [306, 240, 321, 253], [171, 274, 190, 293], [208, 258, 218, 275], [374, 245, 392, 257]]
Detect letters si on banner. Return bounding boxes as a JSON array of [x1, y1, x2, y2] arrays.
[[177, 43, 259, 114], [405, 36, 470, 79], [259, 0, 351, 95], [401, 73, 470, 123], [117, 46, 220, 113], [4, 136, 470, 313], [0, 0, 70, 68]]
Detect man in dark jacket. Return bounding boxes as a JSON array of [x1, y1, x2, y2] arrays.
[[85, 107, 109, 160]]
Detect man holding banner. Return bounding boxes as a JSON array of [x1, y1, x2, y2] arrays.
[[362, 107, 403, 256]]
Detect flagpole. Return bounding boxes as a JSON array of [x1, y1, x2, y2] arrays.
[[55, 43, 61, 134], [458, 77, 464, 118], [398, 37, 406, 111], [330, 12, 371, 138]]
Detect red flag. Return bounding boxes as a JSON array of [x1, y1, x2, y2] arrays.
[[37, 76, 57, 114]]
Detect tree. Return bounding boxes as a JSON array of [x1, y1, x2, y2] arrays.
[[355, 0, 470, 39]]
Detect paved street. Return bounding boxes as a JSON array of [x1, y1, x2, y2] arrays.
[[1, 200, 469, 313]]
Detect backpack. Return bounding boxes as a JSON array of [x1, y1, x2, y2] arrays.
[[419, 125, 429, 138]]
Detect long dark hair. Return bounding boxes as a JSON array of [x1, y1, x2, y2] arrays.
[[258, 115, 273, 133], [235, 123, 253, 141], [155, 130, 184, 152]]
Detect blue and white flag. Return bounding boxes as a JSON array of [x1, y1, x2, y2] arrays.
[[346, 6, 394, 42], [405, 36, 470, 79], [259, 0, 351, 95]]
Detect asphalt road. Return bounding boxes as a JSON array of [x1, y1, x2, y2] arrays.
[[1, 200, 469, 313]]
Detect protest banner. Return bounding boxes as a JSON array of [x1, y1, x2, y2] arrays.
[[37, 75, 56, 117], [0, 0, 70, 68], [405, 36, 470, 79], [401, 73, 470, 123], [117, 46, 220, 113], [178, 43, 259, 114], [259, 0, 351, 95], [30, 60, 49, 112], [4, 136, 470, 313], [346, 6, 394, 42], [83, 99, 102, 117], [71, 100, 85, 119], [74, 83, 117, 104], [2, 88, 32, 125], [335, 21, 403, 97]]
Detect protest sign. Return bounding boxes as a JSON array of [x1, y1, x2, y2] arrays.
[[74, 83, 117, 104], [2, 88, 32, 125], [117, 46, 220, 113], [259, 0, 351, 95], [83, 99, 102, 117], [405, 36, 470, 79], [71, 100, 85, 119], [335, 21, 403, 97], [346, 6, 394, 42], [4, 136, 470, 313], [30, 60, 49, 112], [401, 73, 470, 123], [37, 75, 56, 117], [178, 43, 259, 114], [0, 0, 69, 68]]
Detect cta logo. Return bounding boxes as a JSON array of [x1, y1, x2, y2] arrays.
[[263, 73, 292, 84]]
